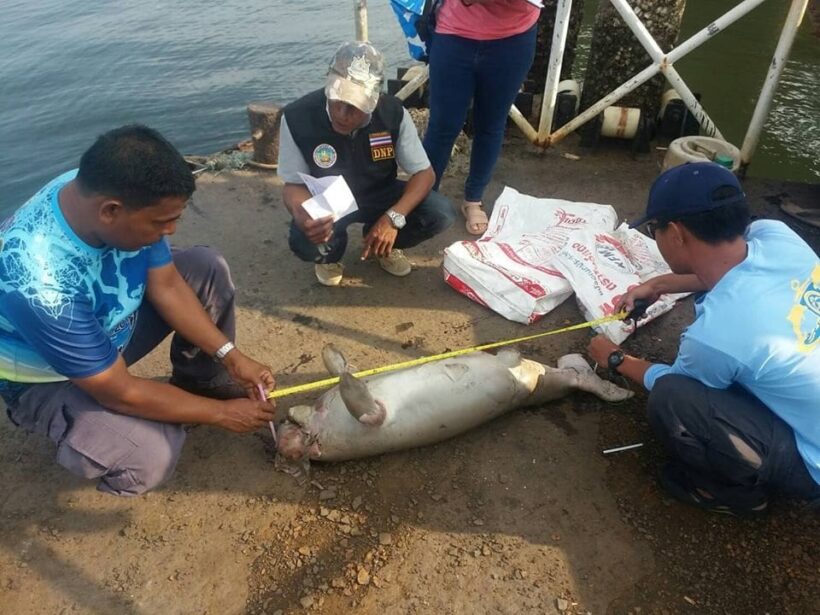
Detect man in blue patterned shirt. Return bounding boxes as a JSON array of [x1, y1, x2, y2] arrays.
[[0, 125, 276, 495]]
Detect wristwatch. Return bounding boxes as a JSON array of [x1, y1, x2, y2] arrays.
[[386, 209, 406, 229], [607, 350, 625, 373], [214, 341, 236, 362]]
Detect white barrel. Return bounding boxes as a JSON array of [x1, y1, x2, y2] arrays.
[[601, 106, 641, 139], [557, 79, 581, 115], [663, 136, 742, 172], [659, 88, 681, 119]]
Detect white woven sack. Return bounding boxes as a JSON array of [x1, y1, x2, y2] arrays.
[[443, 240, 574, 324], [443, 186, 619, 324], [483, 186, 618, 242], [552, 223, 690, 343]]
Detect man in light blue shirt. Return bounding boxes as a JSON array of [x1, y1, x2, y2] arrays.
[[588, 162, 820, 516]]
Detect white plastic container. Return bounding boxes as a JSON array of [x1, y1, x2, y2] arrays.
[[663, 136, 741, 172]]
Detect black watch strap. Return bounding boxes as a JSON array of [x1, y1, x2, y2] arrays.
[[607, 350, 625, 373]]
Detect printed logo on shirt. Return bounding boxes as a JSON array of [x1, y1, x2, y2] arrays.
[[313, 144, 337, 169], [369, 131, 395, 162], [787, 263, 820, 353]]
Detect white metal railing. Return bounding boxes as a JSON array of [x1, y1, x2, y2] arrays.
[[358, 0, 809, 175]]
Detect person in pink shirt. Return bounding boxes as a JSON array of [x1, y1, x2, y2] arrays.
[[423, 0, 540, 235]]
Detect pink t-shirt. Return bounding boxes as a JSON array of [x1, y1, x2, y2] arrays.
[[435, 0, 540, 41]]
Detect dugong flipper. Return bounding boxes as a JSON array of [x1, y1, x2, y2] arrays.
[[556, 353, 633, 402], [321, 344, 349, 376], [322, 344, 386, 425]]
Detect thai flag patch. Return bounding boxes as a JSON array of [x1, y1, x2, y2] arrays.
[[369, 131, 395, 161]]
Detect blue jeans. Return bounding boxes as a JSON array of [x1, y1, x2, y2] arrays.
[[423, 26, 537, 202], [288, 182, 454, 264]]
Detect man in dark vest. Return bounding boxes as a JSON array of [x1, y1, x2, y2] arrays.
[[278, 41, 455, 286]]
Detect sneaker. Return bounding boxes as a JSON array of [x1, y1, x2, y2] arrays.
[[378, 249, 412, 277], [659, 462, 769, 518], [169, 373, 248, 400], [315, 262, 344, 286]]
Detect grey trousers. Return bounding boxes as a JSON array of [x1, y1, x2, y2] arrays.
[[649, 375, 820, 504], [5, 246, 236, 496]]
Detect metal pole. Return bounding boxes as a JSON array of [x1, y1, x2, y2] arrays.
[[509, 104, 540, 142], [538, 0, 573, 139], [608, 0, 729, 139], [548, 0, 768, 146], [548, 62, 660, 145], [667, 0, 768, 63], [355, 0, 368, 42], [740, 0, 809, 176], [661, 66, 723, 139]]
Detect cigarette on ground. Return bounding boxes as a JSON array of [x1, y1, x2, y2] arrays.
[[602, 442, 644, 455]]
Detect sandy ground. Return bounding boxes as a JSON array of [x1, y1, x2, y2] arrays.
[[1, 135, 818, 615]]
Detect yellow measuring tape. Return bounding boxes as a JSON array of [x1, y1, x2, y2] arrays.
[[267, 310, 628, 400]]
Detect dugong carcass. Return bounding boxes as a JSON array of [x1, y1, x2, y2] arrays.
[[275, 346, 632, 465]]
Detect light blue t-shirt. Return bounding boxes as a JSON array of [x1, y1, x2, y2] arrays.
[[0, 170, 172, 398], [645, 220, 820, 484]]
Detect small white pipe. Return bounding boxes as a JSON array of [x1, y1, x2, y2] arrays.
[[538, 0, 574, 138], [355, 0, 368, 42], [602, 443, 644, 455], [740, 0, 809, 176], [394, 65, 429, 101]]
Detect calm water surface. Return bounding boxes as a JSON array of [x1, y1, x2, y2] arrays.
[[1, 0, 817, 219]]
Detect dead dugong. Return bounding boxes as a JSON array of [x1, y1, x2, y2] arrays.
[[275, 346, 632, 464]]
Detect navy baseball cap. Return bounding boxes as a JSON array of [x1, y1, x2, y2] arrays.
[[629, 161, 746, 228]]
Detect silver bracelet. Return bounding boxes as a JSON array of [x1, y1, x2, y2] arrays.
[[214, 341, 236, 362]]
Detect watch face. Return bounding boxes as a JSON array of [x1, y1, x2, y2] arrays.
[[608, 350, 625, 369], [389, 211, 406, 228]]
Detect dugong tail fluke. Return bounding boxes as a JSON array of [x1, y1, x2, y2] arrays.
[[322, 344, 386, 425]]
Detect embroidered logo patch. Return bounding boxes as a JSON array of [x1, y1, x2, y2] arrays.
[[369, 131, 395, 162], [313, 144, 337, 169]]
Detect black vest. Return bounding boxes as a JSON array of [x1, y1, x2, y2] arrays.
[[284, 89, 404, 210]]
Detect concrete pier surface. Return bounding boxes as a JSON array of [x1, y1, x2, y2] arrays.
[[1, 135, 817, 614]]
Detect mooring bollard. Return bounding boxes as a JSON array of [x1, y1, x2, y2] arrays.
[[247, 102, 283, 168]]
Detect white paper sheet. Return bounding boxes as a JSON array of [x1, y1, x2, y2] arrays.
[[297, 173, 358, 221]]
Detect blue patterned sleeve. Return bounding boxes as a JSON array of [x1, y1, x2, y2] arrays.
[[0, 290, 118, 379], [147, 237, 172, 268]]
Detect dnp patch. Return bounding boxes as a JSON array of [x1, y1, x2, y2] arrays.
[[369, 131, 395, 162], [313, 144, 337, 169]]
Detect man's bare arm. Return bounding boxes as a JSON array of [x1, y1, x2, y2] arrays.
[[72, 357, 275, 432]]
